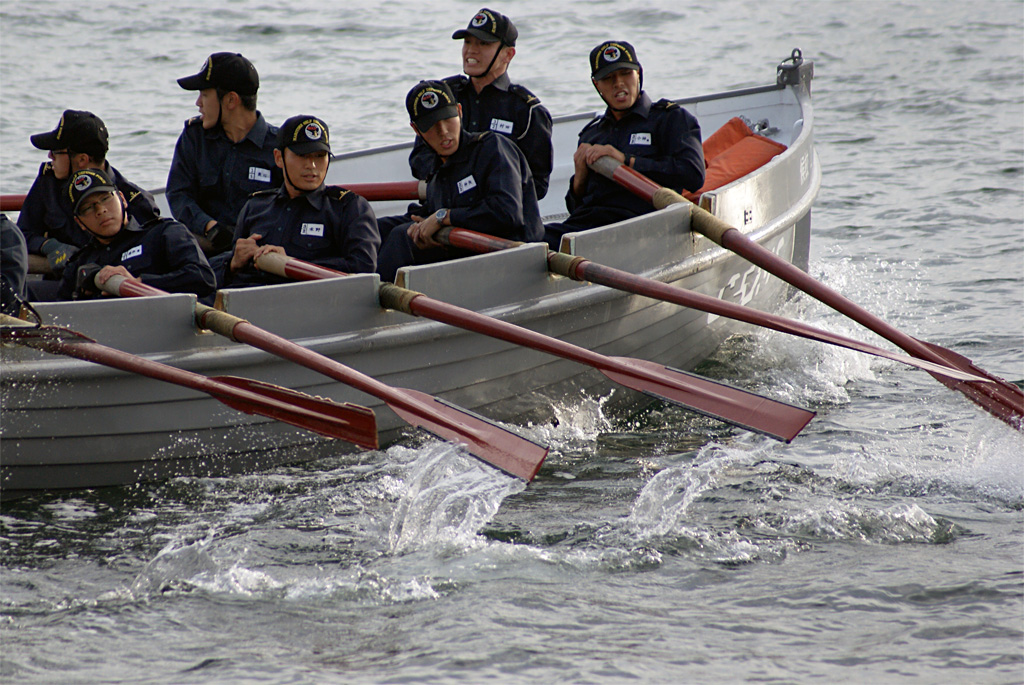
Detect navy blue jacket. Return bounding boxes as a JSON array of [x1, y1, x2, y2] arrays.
[[409, 74, 553, 199], [166, 113, 281, 236], [57, 216, 215, 301], [17, 161, 160, 254], [424, 130, 543, 242], [220, 184, 380, 288], [564, 92, 704, 229]]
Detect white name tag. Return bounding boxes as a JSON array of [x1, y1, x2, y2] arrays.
[[300, 223, 325, 237], [630, 132, 652, 146], [457, 175, 477, 194], [490, 118, 514, 134], [121, 245, 143, 260], [249, 167, 272, 182]]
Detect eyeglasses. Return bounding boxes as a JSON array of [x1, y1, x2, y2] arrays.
[[77, 191, 117, 217], [49, 149, 70, 159]]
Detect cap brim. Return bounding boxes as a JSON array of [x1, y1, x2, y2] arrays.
[[73, 185, 117, 213], [286, 142, 331, 155], [30, 131, 59, 150], [452, 28, 501, 42], [413, 105, 460, 132], [592, 62, 640, 81], [177, 73, 208, 91]]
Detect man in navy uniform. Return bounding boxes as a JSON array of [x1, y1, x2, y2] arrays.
[[57, 168, 215, 302], [218, 115, 379, 288], [544, 41, 705, 250], [18, 110, 160, 282], [376, 80, 543, 282], [167, 52, 281, 256], [381, 9, 552, 242]]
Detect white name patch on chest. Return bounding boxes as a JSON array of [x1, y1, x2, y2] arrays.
[[121, 245, 143, 260], [300, 223, 325, 237], [457, 175, 477, 194], [249, 167, 272, 182], [490, 118, 514, 134], [630, 132, 652, 146]]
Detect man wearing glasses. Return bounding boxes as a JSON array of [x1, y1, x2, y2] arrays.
[[56, 168, 215, 302], [18, 110, 160, 290]]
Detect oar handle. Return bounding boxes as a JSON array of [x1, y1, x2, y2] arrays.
[[1, 195, 25, 212], [98, 273, 167, 298], [255, 252, 346, 281], [342, 180, 426, 202]]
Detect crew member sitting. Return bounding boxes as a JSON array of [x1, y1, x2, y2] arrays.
[[376, 80, 543, 283], [217, 115, 379, 288], [167, 52, 282, 256], [57, 168, 215, 302], [544, 41, 705, 250], [18, 110, 160, 287]]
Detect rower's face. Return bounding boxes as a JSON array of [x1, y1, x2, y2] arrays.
[[48, 149, 71, 180], [196, 88, 221, 128], [462, 36, 504, 77], [594, 68, 640, 110], [415, 115, 461, 158], [278, 148, 329, 193], [75, 191, 126, 241]]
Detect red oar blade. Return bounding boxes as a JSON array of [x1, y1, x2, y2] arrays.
[[388, 387, 548, 481], [211, 376, 379, 449], [602, 357, 815, 443]]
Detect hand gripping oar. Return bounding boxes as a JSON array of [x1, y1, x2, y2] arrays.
[[433, 227, 988, 384], [255, 253, 816, 444], [0, 314, 378, 448], [98, 277, 547, 481], [589, 157, 1024, 429]]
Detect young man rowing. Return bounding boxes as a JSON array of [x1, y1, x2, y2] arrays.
[[376, 80, 543, 283]]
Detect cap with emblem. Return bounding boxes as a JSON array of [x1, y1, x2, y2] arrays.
[[67, 168, 117, 215], [277, 115, 331, 154], [589, 40, 641, 81], [177, 52, 260, 96], [452, 8, 517, 46], [406, 80, 460, 132], [30, 110, 109, 159]]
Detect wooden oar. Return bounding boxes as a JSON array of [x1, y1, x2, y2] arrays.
[[255, 253, 816, 444], [0, 314, 378, 448], [0, 181, 423, 214], [589, 157, 1024, 429], [433, 227, 988, 384], [98, 277, 547, 481]]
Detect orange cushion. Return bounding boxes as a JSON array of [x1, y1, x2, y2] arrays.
[[682, 121, 788, 202], [701, 117, 754, 164]]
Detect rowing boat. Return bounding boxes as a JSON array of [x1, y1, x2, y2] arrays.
[[0, 52, 819, 497]]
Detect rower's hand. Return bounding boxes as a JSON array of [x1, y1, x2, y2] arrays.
[[230, 234, 263, 273], [252, 244, 286, 270], [408, 213, 443, 250], [581, 143, 625, 165], [95, 265, 136, 287]]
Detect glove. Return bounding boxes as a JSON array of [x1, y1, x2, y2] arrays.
[[205, 223, 235, 253], [75, 263, 102, 296], [40, 238, 78, 276]]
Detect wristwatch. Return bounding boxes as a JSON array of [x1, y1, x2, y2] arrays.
[[435, 208, 448, 225]]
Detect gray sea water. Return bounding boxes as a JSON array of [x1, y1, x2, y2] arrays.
[[1, 1, 1022, 683]]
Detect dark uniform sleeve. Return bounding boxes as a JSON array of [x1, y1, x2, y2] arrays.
[[408, 136, 440, 182], [630, 102, 705, 193], [166, 119, 215, 236], [137, 221, 216, 297], [17, 163, 63, 254], [325, 192, 380, 275], [448, 134, 527, 239], [510, 86, 554, 200]]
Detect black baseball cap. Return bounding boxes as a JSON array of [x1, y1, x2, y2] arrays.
[[277, 115, 331, 154], [452, 9, 517, 46], [67, 168, 117, 215], [406, 81, 460, 132], [177, 52, 260, 96], [589, 41, 641, 80], [30, 110, 109, 159]]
